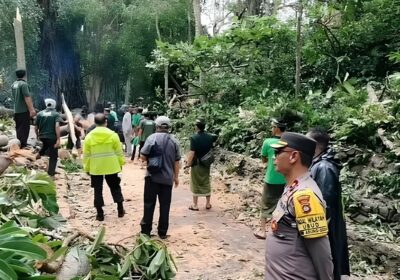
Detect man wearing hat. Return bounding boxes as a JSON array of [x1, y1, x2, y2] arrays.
[[140, 116, 181, 239], [11, 69, 36, 147], [185, 119, 218, 211], [254, 118, 286, 239], [35, 98, 62, 177], [265, 132, 333, 280]]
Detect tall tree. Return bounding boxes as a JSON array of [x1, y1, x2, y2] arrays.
[[37, 0, 85, 109]]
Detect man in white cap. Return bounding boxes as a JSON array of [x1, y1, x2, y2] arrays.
[[140, 116, 181, 239], [35, 98, 62, 177]]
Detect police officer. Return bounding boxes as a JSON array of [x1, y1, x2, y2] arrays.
[[265, 132, 333, 280]]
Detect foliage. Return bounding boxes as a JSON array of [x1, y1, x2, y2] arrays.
[[0, 221, 49, 280], [61, 159, 82, 173], [1, 170, 59, 215], [120, 234, 177, 280], [150, 17, 296, 105], [303, 0, 400, 90], [0, 169, 64, 231]]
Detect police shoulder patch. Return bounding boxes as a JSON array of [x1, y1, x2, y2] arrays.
[[293, 188, 328, 239]]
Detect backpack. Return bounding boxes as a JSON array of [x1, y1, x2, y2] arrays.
[[147, 134, 170, 174]]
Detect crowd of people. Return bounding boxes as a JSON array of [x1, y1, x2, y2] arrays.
[[11, 68, 350, 280]]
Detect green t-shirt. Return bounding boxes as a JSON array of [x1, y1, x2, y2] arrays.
[[110, 110, 117, 121], [11, 79, 30, 113], [36, 109, 62, 139], [261, 137, 286, 185], [132, 113, 142, 127], [190, 131, 218, 158], [107, 114, 116, 130], [139, 119, 156, 142]]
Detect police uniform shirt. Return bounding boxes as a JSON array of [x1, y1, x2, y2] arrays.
[[265, 172, 334, 280]]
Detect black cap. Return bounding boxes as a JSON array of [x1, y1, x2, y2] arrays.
[[195, 118, 205, 125], [271, 132, 316, 158]]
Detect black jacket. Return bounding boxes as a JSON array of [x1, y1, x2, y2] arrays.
[[310, 148, 350, 279]]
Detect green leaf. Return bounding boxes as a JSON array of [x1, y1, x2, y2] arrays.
[[37, 214, 65, 229], [8, 259, 36, 274], [119, 256, 131, 277], [0, 241, 47, 260], [0, 258, 17, 280], [0, 221, 16, 230], [39, 194, 59, 214], [0, 251, 14, 260], [133, 246, 141, 260], [87, 227, 105, 254], [147, 249, 166, 275], [0, 226, 28, 238], [342, 81, 355, 95]]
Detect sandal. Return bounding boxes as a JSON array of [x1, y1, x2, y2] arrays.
[[188, 205, 199, 211], [253, 229, 266, 240], [206, 204, 212, 210]]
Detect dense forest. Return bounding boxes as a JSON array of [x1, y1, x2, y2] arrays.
[[0, 0, 399, 279]]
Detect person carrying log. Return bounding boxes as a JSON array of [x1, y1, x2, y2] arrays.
[[35, 98, 61, 177], [11, 69, 36, 147]]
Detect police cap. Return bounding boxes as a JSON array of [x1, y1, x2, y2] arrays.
[[271, 132, 316, 158]]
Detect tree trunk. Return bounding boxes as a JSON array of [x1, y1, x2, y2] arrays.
[[37, 0, 86, 110], [295, 0, 303, 96], [125, 77, 130, 105], [265, 0, 281, 16], [14, 8, 26, 71], [86, 75, 102, 111], [191, 0, 207, 103], [187, 0, 192, 42], [155, 11, 169, 105], [246, 0, 263, 16], [192, 0, 202, 37]]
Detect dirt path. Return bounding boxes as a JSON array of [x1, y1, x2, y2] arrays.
[[57, 161, 265, 280]]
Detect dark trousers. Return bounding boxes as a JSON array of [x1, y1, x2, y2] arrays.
[[132, 141, 145, 160], [14, 111, 30, 147], [39, 138, 58, 176], [140, 177, 173, 236], [91, 173, 124, 208]]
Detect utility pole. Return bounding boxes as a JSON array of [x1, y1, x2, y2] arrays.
[[14, 8, 26, 71]]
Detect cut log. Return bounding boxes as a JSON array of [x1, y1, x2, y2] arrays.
[[0, 156, 12, 175], [0, 135, 9, 147], [0, 106, 14, 117], [56, 246, 90, 280], [61, 93, 77, 147]]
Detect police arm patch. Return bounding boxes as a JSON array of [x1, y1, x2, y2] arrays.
[[293, 189, 328, 239]]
